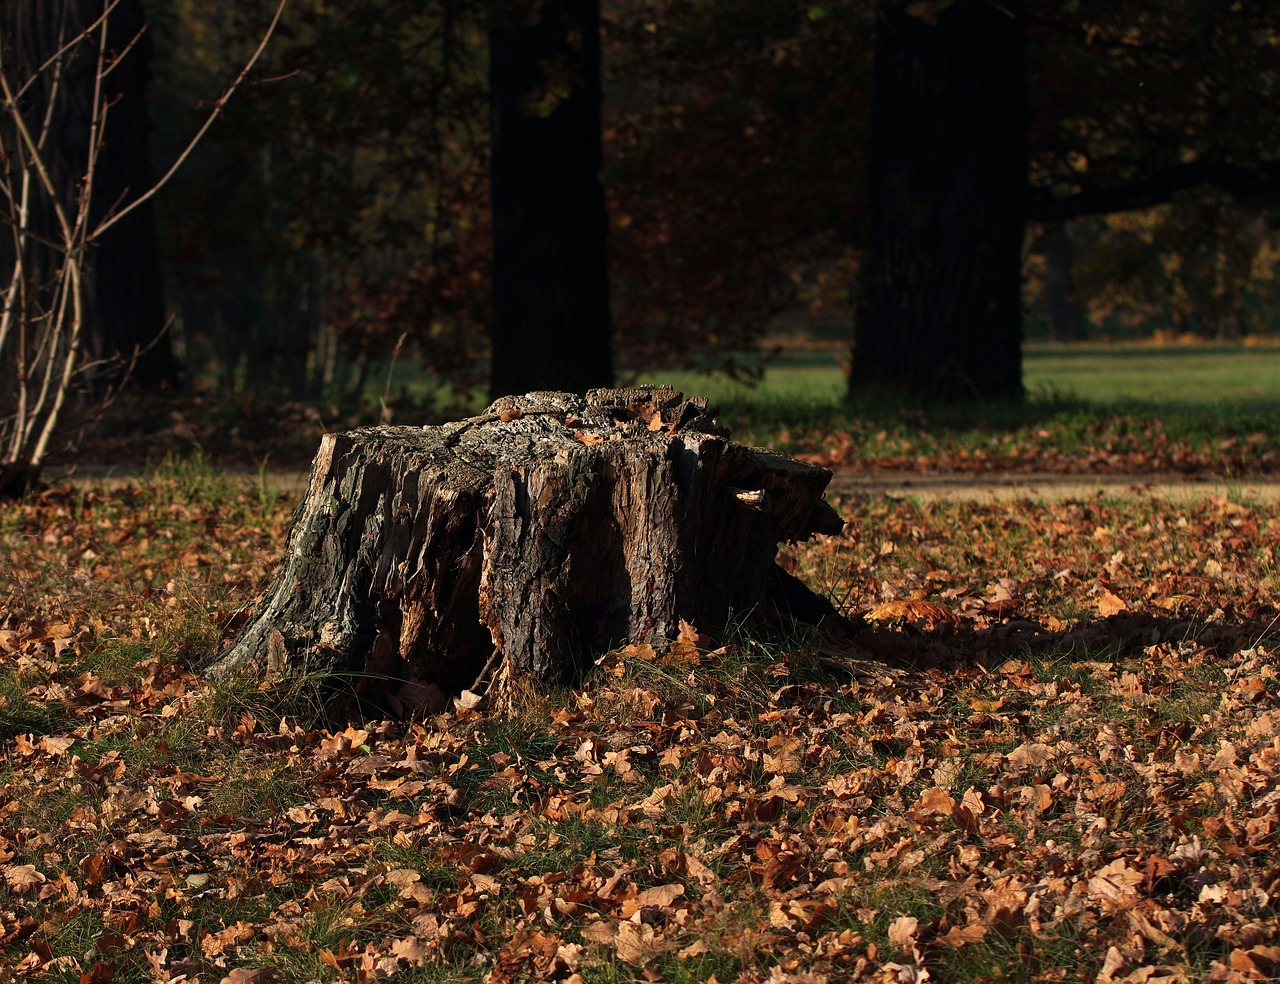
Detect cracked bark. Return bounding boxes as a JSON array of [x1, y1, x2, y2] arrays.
[[207, 387, 843, 714]]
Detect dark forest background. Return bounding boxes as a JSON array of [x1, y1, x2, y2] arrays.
[[5, 0, 1280, 443]]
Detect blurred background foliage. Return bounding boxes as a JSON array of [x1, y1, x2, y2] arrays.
[[43, 0, 1280, 406]]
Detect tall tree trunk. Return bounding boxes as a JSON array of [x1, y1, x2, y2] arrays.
[[1041, 223, 1086, 342], [851, 0, 1028, 402], [90, 0, 179, 390], [488, 0, 613, 400]]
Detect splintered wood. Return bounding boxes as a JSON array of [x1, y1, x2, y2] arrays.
[[209, 387, 843, 714]]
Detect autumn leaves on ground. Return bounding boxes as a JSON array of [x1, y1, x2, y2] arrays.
[[3, 435, 1280, 983]]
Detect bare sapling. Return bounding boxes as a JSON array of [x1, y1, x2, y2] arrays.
[[0, 0, 287, 496]]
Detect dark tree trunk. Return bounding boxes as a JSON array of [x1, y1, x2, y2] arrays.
[[208, 388, 843, 716], [851, 0, 1028, 402], [1040, 223, 1086, 342], [488, 0, 613, 400], [88, 0, 178, 390]]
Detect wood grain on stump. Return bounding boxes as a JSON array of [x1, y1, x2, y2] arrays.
[[208, 387, 843, 712]]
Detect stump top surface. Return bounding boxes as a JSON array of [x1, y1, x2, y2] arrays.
[[431, 388, 727, 470]]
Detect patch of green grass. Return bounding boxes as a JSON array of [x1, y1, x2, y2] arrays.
[[199, 662, 334, 731], [599, 948, 746, 984], [197, 757, 312, 829], [640, 340, 1280, 413], [514, 815, 627, 877], [931, 922, 1101, 984], [1025, 343, 1280, 410], [0, 666, 73, 739], [831, 877, 947, 948], [149, 449, 247, 508], [629, 342, 1280, 473]]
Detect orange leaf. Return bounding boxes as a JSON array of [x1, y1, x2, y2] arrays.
[[1096, 587, 1129, 616], [866, 600, 958, 627]]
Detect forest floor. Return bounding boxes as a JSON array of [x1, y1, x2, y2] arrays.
[[4, 398, 1280, 983]]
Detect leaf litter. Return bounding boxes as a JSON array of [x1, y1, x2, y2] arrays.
[[2, 478, 1280, 982]]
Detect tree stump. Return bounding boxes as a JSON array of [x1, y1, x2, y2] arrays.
[[208, 387, 844, 713]]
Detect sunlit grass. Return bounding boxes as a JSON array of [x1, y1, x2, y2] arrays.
[[638, 340, 1280, 411]]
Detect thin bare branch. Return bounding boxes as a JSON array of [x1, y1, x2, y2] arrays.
[[2, 0, 125, 107], [93, 0, 289, 239], [0, 68, 77, 246], [101, 22, 147, 81]]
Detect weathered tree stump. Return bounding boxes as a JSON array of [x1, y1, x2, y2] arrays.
[[208, 387, 843, 712]]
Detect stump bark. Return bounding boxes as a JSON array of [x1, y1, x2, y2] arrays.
[[208, 388, 843, 712]]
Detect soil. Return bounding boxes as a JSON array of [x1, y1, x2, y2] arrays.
[[45, 461, 1280, 504], [825, 469, 1280, 502]]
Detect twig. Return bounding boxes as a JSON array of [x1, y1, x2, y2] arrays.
[[469, 649, 505, 696], [92, 0, 289, 239]]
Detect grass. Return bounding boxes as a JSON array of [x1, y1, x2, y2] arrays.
[[66, 341, 1280, 482], [637, 339, 1280, 411], [623, 342, 1280, 476]]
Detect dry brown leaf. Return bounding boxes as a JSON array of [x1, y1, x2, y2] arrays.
[[635, 883, 684, 907], [220, 970, 277, 984], [888, 915, 919, 948], [683, 854, 718, 887], [389, 938, 427, 968], [1230, 945, 1280, 978], [865, 600, 958, 627], [613, 921, 670, 965], [913, 787, 956, 818], [1006, 742, 1056, 770], [2, 865, 45, 892], [1088, 859, 1143, 901], [938, 924, 988, 948], [580, 921, 616, 945], [677, 618, 712, 647], [1096, 587, 1130, 616]]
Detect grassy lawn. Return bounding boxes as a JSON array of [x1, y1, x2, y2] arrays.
[[627, 343, 1280, 475], [1023, 342, 1280, 411], [637, 341, 1280, 413], [105, 342, 1276, 479], [3, 447, 1280, 981]]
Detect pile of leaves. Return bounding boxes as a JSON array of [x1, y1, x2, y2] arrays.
[[2, 469, 1280, 983]]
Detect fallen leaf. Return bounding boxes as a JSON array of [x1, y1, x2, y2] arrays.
[[865, 600, 958, 627], [888, 915, 919, 948], [1096, 587, 1130, 616], [635, 883, 684, 907], [219, 970, 277, 984], [3, 865, 46, 892]]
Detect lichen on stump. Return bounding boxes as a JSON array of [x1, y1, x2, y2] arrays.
[[207, 387, 843, 712]]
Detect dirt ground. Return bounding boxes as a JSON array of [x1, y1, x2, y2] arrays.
[[825, 469, 1280, 502], [46, 462, 1280, 504]]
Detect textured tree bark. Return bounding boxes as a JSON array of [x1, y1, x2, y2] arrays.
[[208, 388, 843, 714]]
